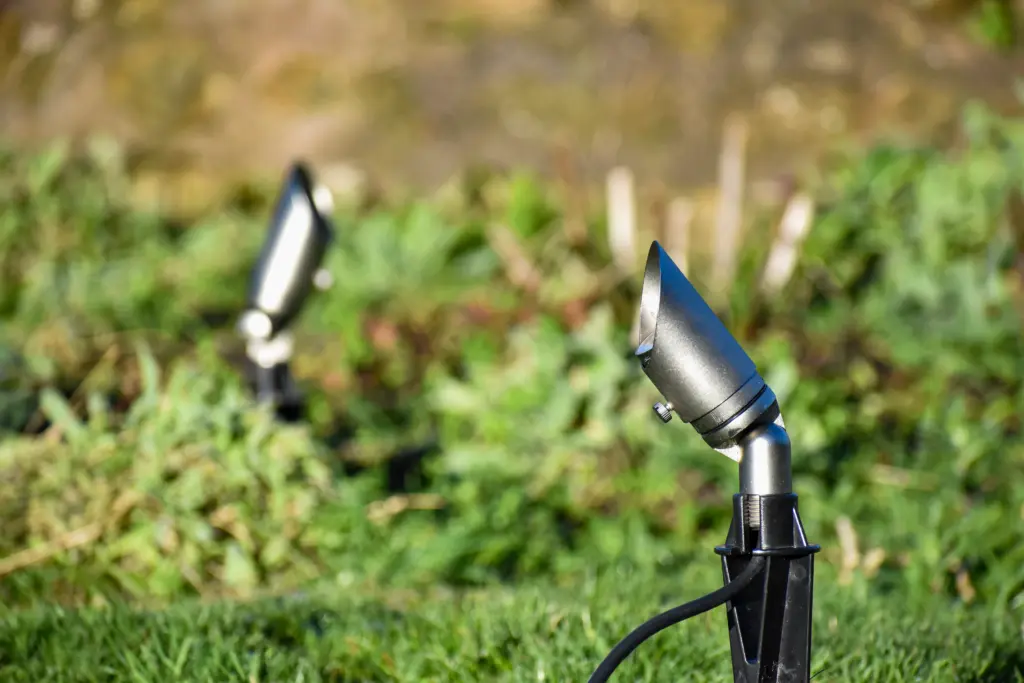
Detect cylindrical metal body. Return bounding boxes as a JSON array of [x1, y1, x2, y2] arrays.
[[738, 423, 793, 496]]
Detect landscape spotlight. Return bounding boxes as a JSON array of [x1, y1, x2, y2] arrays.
[[590, 241, 819, 683], [237, 162, 335, 419]]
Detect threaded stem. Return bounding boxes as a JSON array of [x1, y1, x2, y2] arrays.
[[745, 494, 761, 530]]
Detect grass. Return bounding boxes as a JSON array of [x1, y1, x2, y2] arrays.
[[0, 100, 1023, 680], [2, 570, 1023, 682]]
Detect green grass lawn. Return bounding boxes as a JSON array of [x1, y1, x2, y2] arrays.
[[2, 570, 1023, 682], [0, 102, 1023, 681]]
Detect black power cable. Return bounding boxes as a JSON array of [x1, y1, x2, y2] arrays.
[[587, 555, 767, 683]]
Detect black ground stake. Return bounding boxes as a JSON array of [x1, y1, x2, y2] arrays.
[[717, 493, 819, 683]]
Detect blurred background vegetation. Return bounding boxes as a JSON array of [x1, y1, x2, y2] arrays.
[[1, 1, 1024, 681]]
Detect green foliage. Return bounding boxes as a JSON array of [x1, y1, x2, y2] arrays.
[[0, 139, 262, 376], [778, 103, 1024, 608], [968, 0, 1018, 50], [1, 105, 1024, 676], [0, 344, 353, 604]]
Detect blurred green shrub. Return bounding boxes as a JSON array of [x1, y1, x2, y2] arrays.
[[0, 104, 1022, 617], [0, 343, 350, 604]]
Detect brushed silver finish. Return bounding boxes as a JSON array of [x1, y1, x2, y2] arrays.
[[738, 423, 793, 496], [242, 162, 334, 341]]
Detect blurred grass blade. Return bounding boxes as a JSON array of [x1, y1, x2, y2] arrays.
[[38, 388, 85, 445]]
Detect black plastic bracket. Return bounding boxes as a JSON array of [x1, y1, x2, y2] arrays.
[[247, 359, 305, 423], [715, 494, 820, 683]]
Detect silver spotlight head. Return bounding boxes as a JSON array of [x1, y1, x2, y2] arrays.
[[635, 241, 782, 458], [239, 162, 335, 343]]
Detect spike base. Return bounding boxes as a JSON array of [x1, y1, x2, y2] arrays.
[[715, 494, 820, 683]]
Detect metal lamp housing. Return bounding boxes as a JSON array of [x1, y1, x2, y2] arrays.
[[635, 241, 779, 450], [242, 162, 334, 341]]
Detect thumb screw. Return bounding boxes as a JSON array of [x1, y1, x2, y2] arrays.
[[653, 402, 674, 423]]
